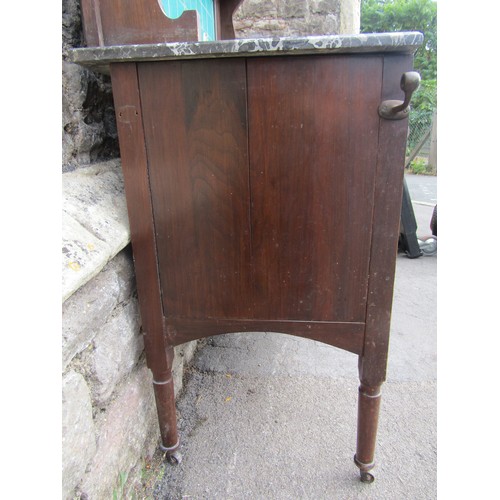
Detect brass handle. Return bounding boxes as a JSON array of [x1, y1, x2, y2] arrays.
[[378, 71, 421, 120]]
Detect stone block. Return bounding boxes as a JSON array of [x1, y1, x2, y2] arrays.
[[181, 340, 198, 365], [277, 0, 309, 18], [255, 19, 289, 34], [234, 0, 347, 38], [62, 160, 130, 301], [62, 211, 113, 304], [89, 298, 144, 405], [172, 341, 199, 396], [310, 0, 338, 15], [313, 13, 339, 34], [62, 249, 136, 371], [63, 160, 130, 258], [237, 0, 278, 18], [63, 3, 119, 172], [62, 57, 118, 169], [78, 364, 159, 500], [62, 371, 97, 500], [62, 60, 88, 167]]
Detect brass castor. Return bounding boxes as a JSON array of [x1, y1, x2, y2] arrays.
[[360, 471, 375, 483], [354, 455, 375, 483], [166, 450, 182, 465]]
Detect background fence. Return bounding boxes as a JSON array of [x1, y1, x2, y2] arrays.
[[405, 80, 437, 175]]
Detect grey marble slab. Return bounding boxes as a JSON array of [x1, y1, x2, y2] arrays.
[[68, 32, 423, 74]]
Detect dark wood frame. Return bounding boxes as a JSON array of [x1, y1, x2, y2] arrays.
[[76, 0, 415, 482], [80, 0, 244, 45]]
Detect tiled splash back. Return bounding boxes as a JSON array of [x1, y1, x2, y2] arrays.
[[160, 0, 216, 41]]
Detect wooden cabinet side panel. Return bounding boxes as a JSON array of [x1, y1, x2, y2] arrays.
[[109, 63, 171, 372], [360, 54, 415, 385], [138, 59, 253, 320], [247, 55, 383, 323]]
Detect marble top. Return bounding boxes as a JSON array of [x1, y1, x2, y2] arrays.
[[68, 32, 423, 73]]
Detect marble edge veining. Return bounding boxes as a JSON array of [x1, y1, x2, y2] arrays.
[[68, 32, 423, 71]]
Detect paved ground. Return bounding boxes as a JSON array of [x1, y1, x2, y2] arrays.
[[152, 174, 437, 499], [405, 173, 437, 206]]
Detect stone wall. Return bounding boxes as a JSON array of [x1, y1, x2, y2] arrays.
[[62, 2, 197, 498], [234, 0, 360, 38], [62, 249, 197, 499], [62, 0, 360, 498], [62, 0, 119, 171]]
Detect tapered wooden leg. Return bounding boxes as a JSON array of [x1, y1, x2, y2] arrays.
[[153, 371, 180, 454], [150, 347, 182, 464], [354, 383, 382, 483], [109, 63, 182, 464]]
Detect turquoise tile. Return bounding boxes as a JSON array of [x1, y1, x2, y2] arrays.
[[160, 0, 215, 41]]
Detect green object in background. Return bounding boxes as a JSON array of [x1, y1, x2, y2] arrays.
[[160, 0, 216, 41]]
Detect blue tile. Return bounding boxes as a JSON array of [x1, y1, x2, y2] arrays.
[[160, 0, 215, 40]]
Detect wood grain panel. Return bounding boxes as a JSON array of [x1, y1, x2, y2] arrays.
[[81, 0, 244, 47], [109, 63, 172, 373], [247, 55, 383, 323], [167, 318, 365, 354], [81, 0, 199, 46], [138, 59, 252, 320], [359, 54, 414, 386]]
